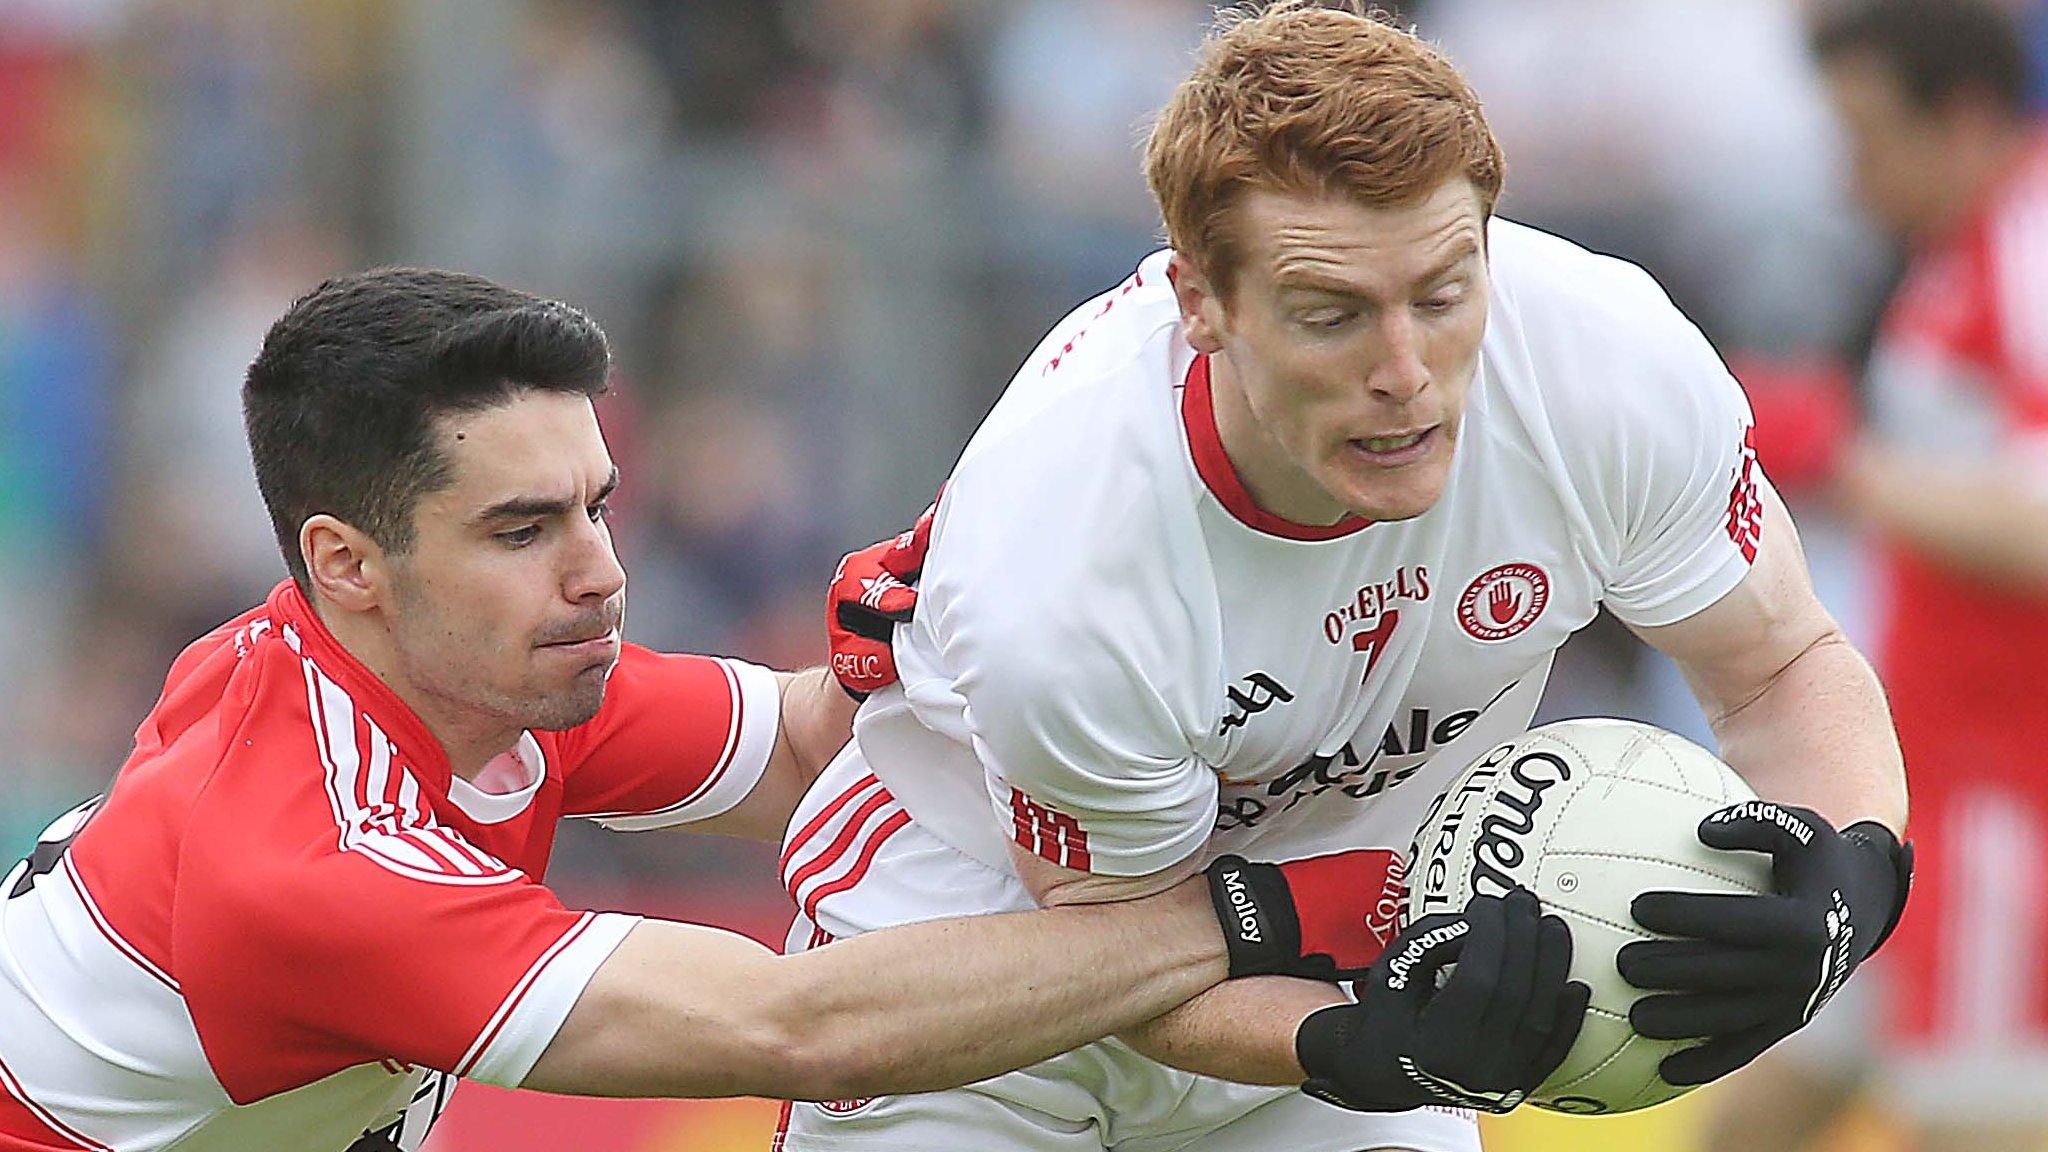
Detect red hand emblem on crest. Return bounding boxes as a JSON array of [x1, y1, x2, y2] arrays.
[[1487, 582, 1521, 626]]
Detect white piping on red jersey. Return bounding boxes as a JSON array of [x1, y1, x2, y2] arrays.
[[300, 659, 518, 887]]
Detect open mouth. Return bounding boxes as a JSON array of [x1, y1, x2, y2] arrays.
[[1348, 425, 1438, 463]]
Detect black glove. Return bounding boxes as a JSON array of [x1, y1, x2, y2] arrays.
[[1294, 888, 1591, 1114], [1205, 850, 1407, 980], [1618, 801, 1912, 1086]]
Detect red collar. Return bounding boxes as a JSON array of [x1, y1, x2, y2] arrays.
[[266, 579, 453, 789], [1180, 353, 1374, 542]]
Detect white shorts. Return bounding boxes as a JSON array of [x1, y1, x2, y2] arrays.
[[773, 750, 1482, 1152]]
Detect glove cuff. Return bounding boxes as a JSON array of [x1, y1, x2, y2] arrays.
[[1204, 856, 1306, 978], [1293, 1003, 1358, 1087], [1843, 820, 1913, 959]]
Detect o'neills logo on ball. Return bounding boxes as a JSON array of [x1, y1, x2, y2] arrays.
[[1458, 563, 1550, 642], [1470, 751, 1572, 898]]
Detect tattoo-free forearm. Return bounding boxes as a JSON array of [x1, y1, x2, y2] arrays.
[[532, 877, 1230, 1100], [1710, 632, 1906, 833], [1116, 974, 1342, 1085], [777, 667, 861, 784]]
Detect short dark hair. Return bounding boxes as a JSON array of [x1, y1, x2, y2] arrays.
[[1810, 0, 2034, 116], [244, 267, 612, 588]]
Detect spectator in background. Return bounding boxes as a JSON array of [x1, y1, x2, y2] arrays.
[[1706, 4, 2048, 1152]]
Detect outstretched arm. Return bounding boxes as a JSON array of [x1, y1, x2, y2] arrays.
[[524, 876, 1227, 1100]]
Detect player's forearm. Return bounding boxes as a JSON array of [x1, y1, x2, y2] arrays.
[[776, 667, 859, 784], [530, 881, 1227, 1101], [1115, 974, 1343, 1085], [1710, 630, 1907, 833], [758, 878, 1228, 1099]]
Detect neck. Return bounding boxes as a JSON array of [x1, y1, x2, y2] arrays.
[[1207, 352, 1350, 526], [312, 598, 518, 781]]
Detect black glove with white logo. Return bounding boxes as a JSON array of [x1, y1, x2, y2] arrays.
[[1618, 801, 1912, 1086], [1294, 888, 1591, 1114]]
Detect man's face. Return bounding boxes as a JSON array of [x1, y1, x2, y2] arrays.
[[1822, 53, 1957, 240], [1196, 179, 1491, 525], [383, 390, 626, 735]]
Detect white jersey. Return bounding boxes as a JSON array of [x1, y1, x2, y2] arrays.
[[807, 220, 1765, 921]]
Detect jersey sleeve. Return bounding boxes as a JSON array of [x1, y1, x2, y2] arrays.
[[175, 814, 639, 1104], [553, 645, 781, 830], [926, 476, 1220, 880], [1537, 258, 1769, 629]]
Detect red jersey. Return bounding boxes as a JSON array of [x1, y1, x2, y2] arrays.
[[0, 580, 780, 1151], [1866, 134, 2048, 761]]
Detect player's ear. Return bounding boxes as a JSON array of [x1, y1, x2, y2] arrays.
[[1168, 252, 1227, 355], [302, 514, 386, 614]]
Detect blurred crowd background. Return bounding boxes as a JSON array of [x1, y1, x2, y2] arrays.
[[1, 1, 2043, 1149]]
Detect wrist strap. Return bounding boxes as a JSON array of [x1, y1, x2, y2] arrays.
[[1205, 855, 1304, 978]]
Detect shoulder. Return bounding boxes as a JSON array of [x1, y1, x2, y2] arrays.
[[957, 253, 1186, 484], [1485, 218, 1712, 367], [1482, 218, 1749, 441]]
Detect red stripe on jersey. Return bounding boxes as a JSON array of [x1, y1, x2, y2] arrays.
[[771, 1100, 794, 1152], [1008, 789, 1092, 871], [784, 791, 897, 898], [0, 1054, 112, 1151], [455, 912, 597, 1077], [60, 856, 175, 992], [1182, 354, 1374, 542], [779, 774, 884, 878], [802, 811, 912, 921]]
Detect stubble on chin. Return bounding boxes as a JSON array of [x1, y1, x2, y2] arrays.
[[524, 669, 610, 732]]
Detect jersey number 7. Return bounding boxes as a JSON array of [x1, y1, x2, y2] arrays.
[[1352, 609, 1400, 685]]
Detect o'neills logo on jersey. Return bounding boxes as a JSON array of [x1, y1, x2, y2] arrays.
[[1322, 566, 1432, 645], [1457, 563, 1549, 642], [816, 1097, 878, 1116]]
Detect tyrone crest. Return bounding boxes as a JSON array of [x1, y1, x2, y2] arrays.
[[1457, 563, 1549, 642]]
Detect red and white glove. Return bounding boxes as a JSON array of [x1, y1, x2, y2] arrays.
[[826, 500, 935, 699], [1205, 849, 1412, 981]]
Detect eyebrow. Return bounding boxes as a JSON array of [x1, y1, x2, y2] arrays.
[[1274, 239, 1481, 300], [469, 466, 620, 526]]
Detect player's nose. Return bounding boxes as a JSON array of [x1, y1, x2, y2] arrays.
[[1367, 313, 1431, 402], [566, 517, 627, 603]]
